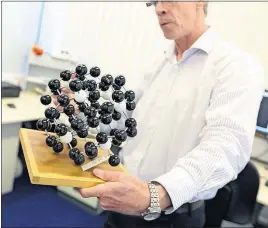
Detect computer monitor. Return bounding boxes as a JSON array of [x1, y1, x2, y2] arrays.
[[256, 90, 268, 135]]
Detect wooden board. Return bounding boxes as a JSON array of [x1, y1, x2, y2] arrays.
[[19, 128, 127, 188]]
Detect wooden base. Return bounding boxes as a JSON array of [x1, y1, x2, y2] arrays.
[[19, 128, 127, 188]]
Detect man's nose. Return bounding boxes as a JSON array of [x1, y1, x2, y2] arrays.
[[155, 2, 167, 16]]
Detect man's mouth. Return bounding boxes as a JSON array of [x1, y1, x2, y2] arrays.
[[160, 22, 170, 26]]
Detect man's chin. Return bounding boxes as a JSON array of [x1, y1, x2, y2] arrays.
[[163, 33, 175, 40]]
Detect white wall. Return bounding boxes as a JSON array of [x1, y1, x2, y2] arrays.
[[2, 2, 42, 76], [3, 2, 268, 89], [207, 2, 268, 88], [40, 2, 268, 88], [47, 2, 171, 85], [38, 2, 68, 54]]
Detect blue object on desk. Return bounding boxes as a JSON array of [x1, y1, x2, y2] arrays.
[[256, 91, 268, 135]]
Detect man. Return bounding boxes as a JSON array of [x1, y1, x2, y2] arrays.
[[57, 1, 264, 228]]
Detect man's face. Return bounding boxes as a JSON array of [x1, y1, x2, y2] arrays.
[[155, 2, 200, 40]]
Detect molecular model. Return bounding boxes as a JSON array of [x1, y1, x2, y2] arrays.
[[36, 64, 137, 170]]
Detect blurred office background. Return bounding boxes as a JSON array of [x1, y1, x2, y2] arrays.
[[2, 1, 268, 227]]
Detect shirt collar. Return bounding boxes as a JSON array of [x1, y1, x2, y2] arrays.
[[164, 26, 219, 61]]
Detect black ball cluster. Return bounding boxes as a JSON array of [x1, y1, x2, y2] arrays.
[[37, 64, 138, 168]]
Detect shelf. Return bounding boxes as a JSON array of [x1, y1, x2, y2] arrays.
[[28, 51, 77, 71]]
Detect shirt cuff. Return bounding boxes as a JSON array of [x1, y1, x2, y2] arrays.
[[153, 166, 197, 214]]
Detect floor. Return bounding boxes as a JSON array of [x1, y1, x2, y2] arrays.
[[3, 169, 268, 228], [2, 170, 107, 228]]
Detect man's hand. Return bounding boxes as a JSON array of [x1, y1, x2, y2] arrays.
[[77, 169, 172, 216]]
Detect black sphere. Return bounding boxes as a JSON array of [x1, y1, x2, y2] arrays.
[[114, 75, 126, 87], [36, 118, 51, 131], [108, 155, 120, 166], [89, 66, 101, 78], [53, 142, 64, 153], [98, 110, 105, 116], [114, 130, 127, 142], [85, 142, 98, 159], [40, 95, 51, 105], [82, 64, 88, 74], [125, 118, 137, 128], [69, 116, 75, 123], [84, 107, 97, 118], [107, 75, 113, 83], [91, 101, 101, 110], [101, 75, 113, 86], [112, 83, 121, 90], [64, 104, 75, 116], [46, 135, 57, 147], [60, 70, 72, 81], [110, 128, 118, 136], [126, 127, 137, 137], [74, 153, 85, 165], [125, 90, 135, 102], [76, 64, 87, 76], [57, 94, 70, 107], [54, 109, 61, 119], [83, 80, 97, 91], [45, 107, 58, 119], [87, 80, 97, 91], [112, 90, 125, 103], [77, 128, 88, 138], [69, 138, 77, 148], [88, 90, 100, 102], [69, 148, 80, 160], [69, 79, 83, 92], [78, 102, 88, 112], [126, 101, 136, 111], [96, 132, 108, 144], [100, 114, 112, 125], [55, 124, 68, 136], [76, 73, 85, 81], [87, 117, 100, 128], [82, 80, 89, 90], [98, 82, 110, 91], [85, 141, 95, 149], [45, 119, 52, 130], [101, 102, 114, 114], [51, 88, 61, 95], [112, 111, 121, 121], [112, 139, 122, 147], [48, 79, 61, 91], [71, 119, 84, 130]]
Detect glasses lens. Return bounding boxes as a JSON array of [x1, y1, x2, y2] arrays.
[[146, 1, 158, 7]]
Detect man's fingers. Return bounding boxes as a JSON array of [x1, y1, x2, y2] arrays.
[[78, 184, 104, 198], [93, 168, 123, 182]]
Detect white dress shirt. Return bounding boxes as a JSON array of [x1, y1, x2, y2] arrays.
[[64, 27, 265, 214], [116, 27, 265, 213]]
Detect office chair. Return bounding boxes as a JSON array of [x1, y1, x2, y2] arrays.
[[205, 161, 260, 227]]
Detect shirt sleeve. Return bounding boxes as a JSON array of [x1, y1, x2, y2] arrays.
[[153, 55, 265, 214]]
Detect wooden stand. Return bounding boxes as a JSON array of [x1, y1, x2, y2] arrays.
[[19, 128, 127, 188]]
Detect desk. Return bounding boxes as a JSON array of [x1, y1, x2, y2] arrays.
[[2, 92, 45, 194], [2, 92, 45, 125]]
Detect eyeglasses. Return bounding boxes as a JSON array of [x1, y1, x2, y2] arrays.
[[146, 1, 159, 7]]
